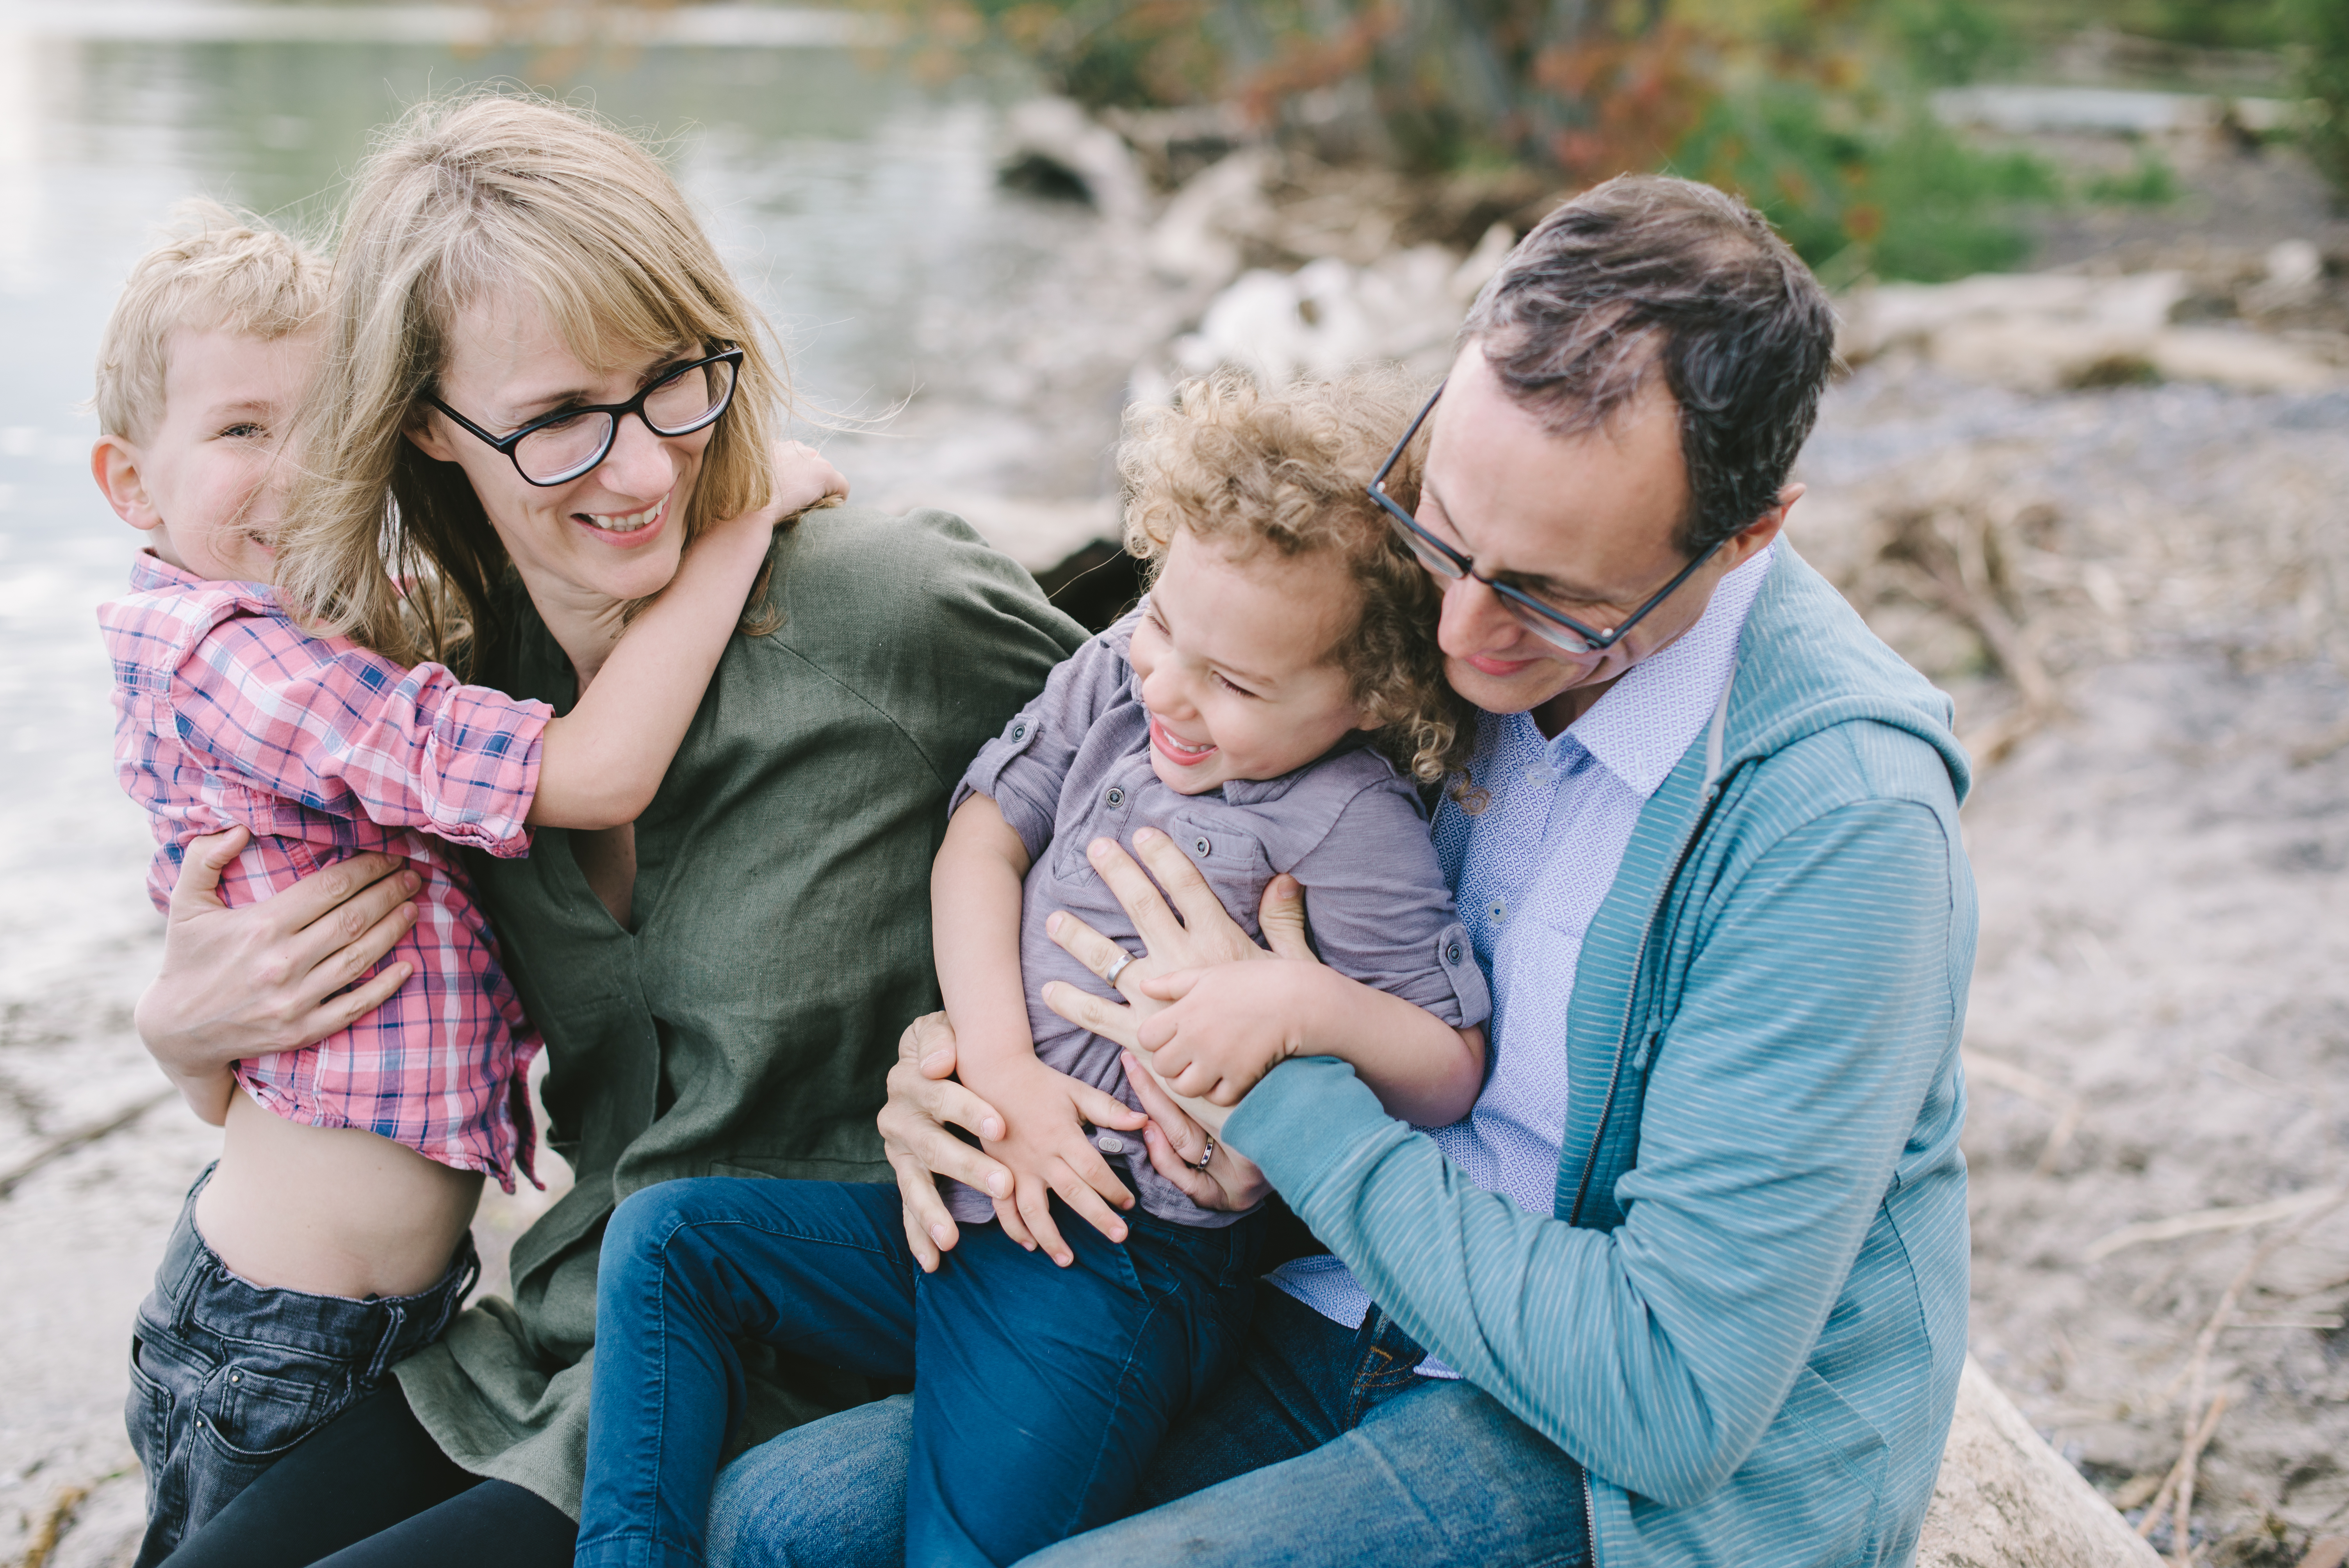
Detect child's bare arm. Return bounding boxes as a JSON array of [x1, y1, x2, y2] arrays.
[[1139, 962, 1486, 1126], [932, 796, 1140, 1265], [529, 444, 844, 829]]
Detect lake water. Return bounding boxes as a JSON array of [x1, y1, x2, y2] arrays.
[[0, 14, 1148, 1014]]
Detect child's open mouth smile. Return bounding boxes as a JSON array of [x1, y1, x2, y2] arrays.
[[1148, 714, 1218, 768]]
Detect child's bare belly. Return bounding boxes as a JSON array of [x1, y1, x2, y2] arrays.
[[196, 1092, 483, 1299]]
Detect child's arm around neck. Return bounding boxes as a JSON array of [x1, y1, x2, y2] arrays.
[[527, 450, 842, 830]]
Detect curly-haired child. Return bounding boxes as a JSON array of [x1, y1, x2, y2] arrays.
[[573, 367, 1490, 1568]]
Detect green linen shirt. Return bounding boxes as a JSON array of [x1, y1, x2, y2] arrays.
[[392, 504, 1086, 1516]]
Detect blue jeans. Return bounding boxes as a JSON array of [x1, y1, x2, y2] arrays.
[[575, 1179, 1262, 1568], [706, 1283, 1590, 1568]]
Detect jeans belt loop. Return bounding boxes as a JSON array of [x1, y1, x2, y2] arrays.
[[364, 1301, 408, 1386]]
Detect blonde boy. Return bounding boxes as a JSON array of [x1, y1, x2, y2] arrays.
[[89, 205, 839, 1564]]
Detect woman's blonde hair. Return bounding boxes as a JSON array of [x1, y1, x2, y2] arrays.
[[274, 90, 787, 671], [1118, 367, 1474, 784]]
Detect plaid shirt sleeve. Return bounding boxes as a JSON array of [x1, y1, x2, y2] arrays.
[[174, 612, 551, 857]]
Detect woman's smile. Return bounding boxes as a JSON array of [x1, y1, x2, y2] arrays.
[[573, 488, 671, 547]]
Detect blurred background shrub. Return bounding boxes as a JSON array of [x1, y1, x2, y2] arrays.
[[858, 0, 2339, 273]]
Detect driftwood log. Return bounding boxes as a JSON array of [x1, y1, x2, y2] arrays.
[[1919, 1358, 2161, 1568]]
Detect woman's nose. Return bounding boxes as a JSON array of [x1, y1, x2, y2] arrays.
[[593, 411, 680, 499]]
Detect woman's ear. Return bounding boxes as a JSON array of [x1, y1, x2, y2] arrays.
[[404, 409, 457, 463], [91, 436, 163, 533]]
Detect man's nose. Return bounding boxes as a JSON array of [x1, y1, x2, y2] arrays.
[[1436, 573, 1519, 656]]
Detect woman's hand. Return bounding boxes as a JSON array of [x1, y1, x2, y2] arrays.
[[135, 828, 421, 1123]]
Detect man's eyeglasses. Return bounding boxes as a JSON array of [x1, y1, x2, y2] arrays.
[[1366, 380, 1725, 655], [426, 347, 744, 488]]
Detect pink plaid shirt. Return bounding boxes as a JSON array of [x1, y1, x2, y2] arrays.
[[98, 552, 550, 1190]]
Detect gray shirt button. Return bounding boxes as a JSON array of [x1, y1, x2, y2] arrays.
[[1096, 1133, 1128, 1155], [1011, 721, 1028, 741], [1445, 941, 1464, 964], [1105, 786, 1125, 807], [1192, 835, 1211, 857]]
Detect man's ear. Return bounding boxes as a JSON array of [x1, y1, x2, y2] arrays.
[[1723, 481, 1802, 569], [91, 436, 163, 533]]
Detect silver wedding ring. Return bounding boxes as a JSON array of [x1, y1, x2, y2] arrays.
[[1103, 948, 1137, 987], [1189, 1132, 1216, 1172]]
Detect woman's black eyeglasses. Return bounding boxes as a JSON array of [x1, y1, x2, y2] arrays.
[[426, 347, 744, 488], [1367, 380, 1726, 655]]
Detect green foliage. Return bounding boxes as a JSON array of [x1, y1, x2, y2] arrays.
[[2285, 0, 2349, 204], [1674, 80, 2060, 282], [2084, 152, 2180, 205], [1886, 0, 2022, 86]]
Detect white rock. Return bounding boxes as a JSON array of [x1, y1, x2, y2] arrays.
[[1167, 245, 1466, 387], [1001, 97, 1153, 226], [1918, 1358, 2162, 1568], [1147, 149, 1276, 287]]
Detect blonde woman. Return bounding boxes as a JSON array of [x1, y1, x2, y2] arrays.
[[133, 92, 1082, 1567]]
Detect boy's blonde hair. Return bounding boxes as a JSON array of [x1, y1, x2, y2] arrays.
[[1119, 367, 1475, 785], [93, 201, 328, 441], [274, 90, 789, 672]]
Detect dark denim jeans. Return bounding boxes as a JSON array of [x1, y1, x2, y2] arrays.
[[707, 1284, 1590, 1568], [125, 1164, 478, 1568], [575, 1178, 1263, 1568]]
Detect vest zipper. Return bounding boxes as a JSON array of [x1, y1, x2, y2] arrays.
[[1563, 658, 1738, 1228]]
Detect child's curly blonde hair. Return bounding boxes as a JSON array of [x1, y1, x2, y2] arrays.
[[1118, 367, 1475, 785]]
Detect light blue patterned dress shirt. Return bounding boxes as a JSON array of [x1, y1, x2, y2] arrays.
[[1264, 540, 1777, 1375]]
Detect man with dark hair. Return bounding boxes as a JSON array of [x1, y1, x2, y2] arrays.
[[758, 173, 1976, 1568]]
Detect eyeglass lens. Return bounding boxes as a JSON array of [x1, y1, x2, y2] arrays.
[[513, 358, 738, 485], [1384, 511, 1603, 653]]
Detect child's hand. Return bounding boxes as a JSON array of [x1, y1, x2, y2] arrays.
[[768, 438, 848, 519], [1134, 959, 1330, 1107], [699, 442, 848, 556], [960, 1054, 1140, 1266]]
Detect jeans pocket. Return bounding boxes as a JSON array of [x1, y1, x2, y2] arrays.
[[124, 1333, 180, 1499], [195, 1358, 343, 1462]]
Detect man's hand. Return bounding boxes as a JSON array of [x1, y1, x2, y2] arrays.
[[1037, 833, 1320, 1118], [1121, 1050, 1273, 1213], [136, 828, 420, 1121]]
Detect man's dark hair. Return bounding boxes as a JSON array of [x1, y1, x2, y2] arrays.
[[1460, 174, 1837, 557]]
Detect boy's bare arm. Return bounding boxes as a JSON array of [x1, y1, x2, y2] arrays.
[[932, 796, 1141, 1266], [529, 445, 845, 830]]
